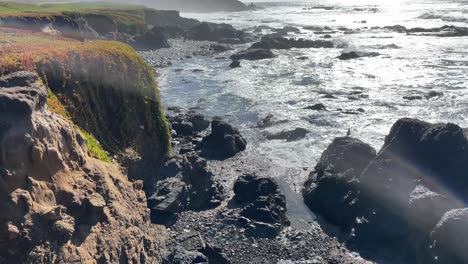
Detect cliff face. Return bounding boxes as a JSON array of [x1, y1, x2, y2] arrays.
[[0, 28, 171, 187], [0, 71, 167, 263]]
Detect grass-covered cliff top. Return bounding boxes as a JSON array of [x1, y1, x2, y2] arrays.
[[0, 27, 170, 163], [0, 2, 144, 16], [0, 2, 150, 34]]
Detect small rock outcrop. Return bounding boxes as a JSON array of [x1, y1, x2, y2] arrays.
[[233, 174, 289, 238], [0, 72, 166, 263], [199, 119, 247, 159], [148, 152, 224, 225], [230, 48, 275, 61], [250, 36, 334, 50]]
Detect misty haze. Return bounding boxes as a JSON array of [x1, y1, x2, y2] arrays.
[[0, 0, 467, 264]]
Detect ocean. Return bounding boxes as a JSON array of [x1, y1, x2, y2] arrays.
[[157, 0, 468, 171]]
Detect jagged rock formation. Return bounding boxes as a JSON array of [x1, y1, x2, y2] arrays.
[[0, 71, 167, 263], [304, 118, 468, 263]]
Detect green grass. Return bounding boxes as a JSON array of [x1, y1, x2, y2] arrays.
[[0, 2, 145, 16], [0, 1, 150, 35], [79, 128, 112, 163], [1, 28, 171, 163]]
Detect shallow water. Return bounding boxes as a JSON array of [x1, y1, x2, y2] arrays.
[[158, 0, 468, 172]]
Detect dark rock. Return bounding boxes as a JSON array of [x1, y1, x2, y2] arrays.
[[187, 22, 244, 44], [297, 56, 309, 60], [323, 34, 332, 39], [303, 137, 376, 227], [133, 27, 170, 51], [168, 112, 211, 137], [403, 95, 423, 100], [250, 36, 334, 50], [233, 174, 280, 204], [407, 25, 468, 37], [168, 246, 209, 264], [148, 178, 187, 224], [425, 91, 444, 99], [199, 119, 247, 159], [315, 137, 377, 179], [230, 48, 275, 61], [199, 244, 229, 264], [265, 128, 310, 142], [427, 209, 468, 263], [149, 153, 224, 224], [408, 185, 456, 233], [245, 222, 280, 238], [305, 103, 327, 111], [338, 51, 380, 60], [229, 60, 241, 68], [210, 44, 231, 52], [255, 114, 288, 129], [233, 174, 289, 238]]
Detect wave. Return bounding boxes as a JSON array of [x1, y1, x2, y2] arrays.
[[419, 13, 468, 23]]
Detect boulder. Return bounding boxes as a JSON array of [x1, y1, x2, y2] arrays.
[[304, 103, 327, 111], [233, 174, 289, 238], [149, 152, 224, 222], [315, 137, 376, 179], [147, 178, 187, 224], [265, 128, 310, 142], [168, 112, 211, 137], [338, 51, 380, 60], [250, 36, 334, 50], [229, 60, 241, 68], [427, 209, 468, 263], [199, 119, 247, 159], [303, 137, 376, 227], [230, 48, 275, 61]]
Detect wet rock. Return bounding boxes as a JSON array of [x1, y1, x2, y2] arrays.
[[229, 60, 241, 68], [407, 25, 468, 37], [425, 91, 444, 99], [427, 209, 468, 264], [234, 174, 280, 204], [304, 137, 376, 227], [305, 103, 327, 111], [199, 119, 247, 159], [403, 95, 423, 100], [250, 36, 334, 50], [338, 51, 380, 60], [255, 114, 288, 129], [230, 48, 275, 61], [265, 128, 310, 142], [210, 44, 232, 52]]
